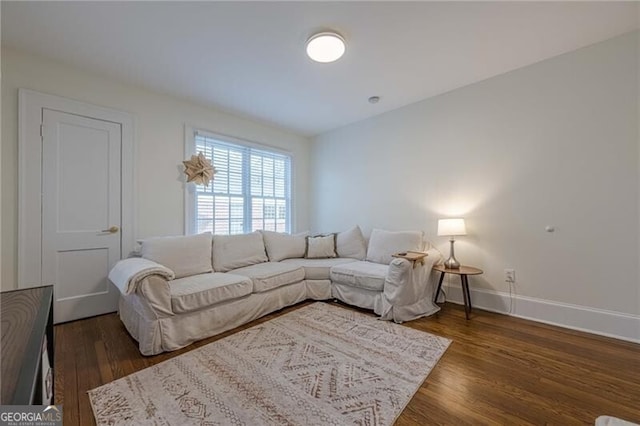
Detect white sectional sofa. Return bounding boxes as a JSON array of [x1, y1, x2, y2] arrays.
[[109, 226, 443, 355]]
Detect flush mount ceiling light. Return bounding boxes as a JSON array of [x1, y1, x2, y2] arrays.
[[306, 32, 346, 63]]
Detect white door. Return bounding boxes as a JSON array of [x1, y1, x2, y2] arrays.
[[41, 108, 122, 323]]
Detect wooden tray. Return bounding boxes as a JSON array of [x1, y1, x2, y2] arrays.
[[392, 251, 428, 262]]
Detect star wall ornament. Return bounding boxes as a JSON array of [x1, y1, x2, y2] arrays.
[[183, 152, 216, 186]]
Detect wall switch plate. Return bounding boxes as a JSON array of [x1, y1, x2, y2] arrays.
[[504, 269, 516, 283]]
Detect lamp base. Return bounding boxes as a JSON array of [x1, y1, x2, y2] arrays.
[[445, 238, 461, 269], [444, 256, 461, 269]]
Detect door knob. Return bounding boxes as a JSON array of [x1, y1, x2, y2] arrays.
[[101, 226, 119, 234]]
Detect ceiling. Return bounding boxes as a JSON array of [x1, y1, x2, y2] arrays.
[[2, 2, 638, 136]]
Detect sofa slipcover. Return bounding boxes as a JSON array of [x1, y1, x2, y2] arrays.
[[330, 261, 389, 292], [169, 272, 253, 314], [120, 281, 309, 355], [280, 258, 357, 280], [229, 262, 305, 293], [109, 226, 444, 356]]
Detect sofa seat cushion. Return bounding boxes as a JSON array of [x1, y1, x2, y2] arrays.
[[281, 258, 358, 280], [330, 261, 389, 292], [169, 273, 253, 314], [230, 262, 305, 293]]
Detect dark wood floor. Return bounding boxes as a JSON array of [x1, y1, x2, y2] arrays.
[[54, 301, 640, 425]]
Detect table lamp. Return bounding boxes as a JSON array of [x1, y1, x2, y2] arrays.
[[437, 218, 467, 269]]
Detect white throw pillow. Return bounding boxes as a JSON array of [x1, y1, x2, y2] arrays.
[[305, 234, 337, 259], [261, 230, 308, 261], [212, 232, 268, 272], [140, 232, 212, 279], [366, 229, 424, 265], [336, 225, 367, 260]]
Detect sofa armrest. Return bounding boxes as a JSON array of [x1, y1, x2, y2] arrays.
[[136, 275, 174, 317], [380, 249, 442, 323], [384, 258, 420, 305], [384, 247, 441, 305]]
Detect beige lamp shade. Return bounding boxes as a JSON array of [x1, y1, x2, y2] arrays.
[[437, 218, 467, 236]]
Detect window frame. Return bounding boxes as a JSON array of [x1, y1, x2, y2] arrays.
[[184, 125, 295, 235]]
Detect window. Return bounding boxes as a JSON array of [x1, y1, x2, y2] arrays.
[[187, 130, 292, 235]]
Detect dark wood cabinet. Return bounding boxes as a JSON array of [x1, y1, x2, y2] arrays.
[[1, 285, 54, 404]]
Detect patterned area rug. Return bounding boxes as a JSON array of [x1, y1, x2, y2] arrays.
[[89, 302, 451, 425]]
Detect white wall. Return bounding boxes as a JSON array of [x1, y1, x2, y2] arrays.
[[1, 47, 312, 291], [312, 32, 639, 317]]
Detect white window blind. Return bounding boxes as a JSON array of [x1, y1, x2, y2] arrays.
[[190, 131, 291, 235]]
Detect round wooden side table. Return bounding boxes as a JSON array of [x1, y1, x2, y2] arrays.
[[433, 265, 483, 320]]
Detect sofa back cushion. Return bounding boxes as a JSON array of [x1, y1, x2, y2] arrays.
[[212, 232, 268, 272], [366, 229, 424, 265], [261, 230, 308, 261], [336, 225, 367, 260], [140, 232, 212, 279]]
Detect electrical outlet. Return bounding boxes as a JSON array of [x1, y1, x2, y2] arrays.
[[504, 269, 516, 283]]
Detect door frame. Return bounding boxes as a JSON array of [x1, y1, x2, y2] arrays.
[[18, 89, 136, 288]]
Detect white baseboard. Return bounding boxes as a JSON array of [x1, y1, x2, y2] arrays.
[[443, 284, 640, 344]]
